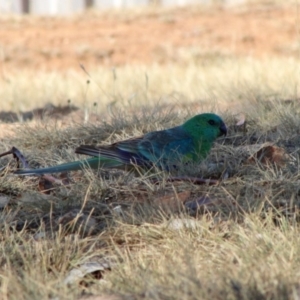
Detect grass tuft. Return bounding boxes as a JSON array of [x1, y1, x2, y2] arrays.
[[2, 49, 300, 300]]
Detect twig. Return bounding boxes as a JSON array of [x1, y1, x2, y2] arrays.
[[0, 146, 29, 169], [152, 176, 220, 185]]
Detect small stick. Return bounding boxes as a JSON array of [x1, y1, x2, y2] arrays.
[[0, 146, 29, 169], [152, 176, 219, 185]]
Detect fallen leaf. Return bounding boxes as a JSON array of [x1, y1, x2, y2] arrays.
[[166, 218, 202, 231], [59, 172, 72, 185], [235, 113, 246, 126], [247, 144, 289, 167], [38, 177, 54, 194], [64, 261, 112, 285]]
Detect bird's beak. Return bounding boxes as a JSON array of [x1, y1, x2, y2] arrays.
[[219, 122, 227, 136]]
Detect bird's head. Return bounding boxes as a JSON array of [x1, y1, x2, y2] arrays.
[[183, 113, 227, 141]]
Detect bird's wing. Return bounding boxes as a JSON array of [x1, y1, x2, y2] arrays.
[[75, 136, 150, 167], [76, 127, 195, 170], [138, 126, 195, 165]]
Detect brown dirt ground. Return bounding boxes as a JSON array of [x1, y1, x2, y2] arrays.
[[0, 2, 299, 72], [0, 2, 299, 138]]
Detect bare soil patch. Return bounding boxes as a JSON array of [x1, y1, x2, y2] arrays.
[[0, 3, 298, 72]]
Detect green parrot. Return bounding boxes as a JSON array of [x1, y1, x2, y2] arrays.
[[15, 113, 227, 175]]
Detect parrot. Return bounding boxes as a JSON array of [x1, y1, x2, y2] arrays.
[[15, 113, 227, 176]]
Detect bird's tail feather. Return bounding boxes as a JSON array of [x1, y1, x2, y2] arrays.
[[14, 156, 124, 176]]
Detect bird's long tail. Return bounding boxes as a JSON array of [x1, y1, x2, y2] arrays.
[[14, 156, 123, 176]]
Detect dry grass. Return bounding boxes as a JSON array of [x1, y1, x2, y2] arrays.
[[1, 57, 300, 114], [1, 95, 300, 299], [2, 41, 300, 300]]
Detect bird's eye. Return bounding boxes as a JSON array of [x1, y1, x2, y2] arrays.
[[208, 120, 216, 126]]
